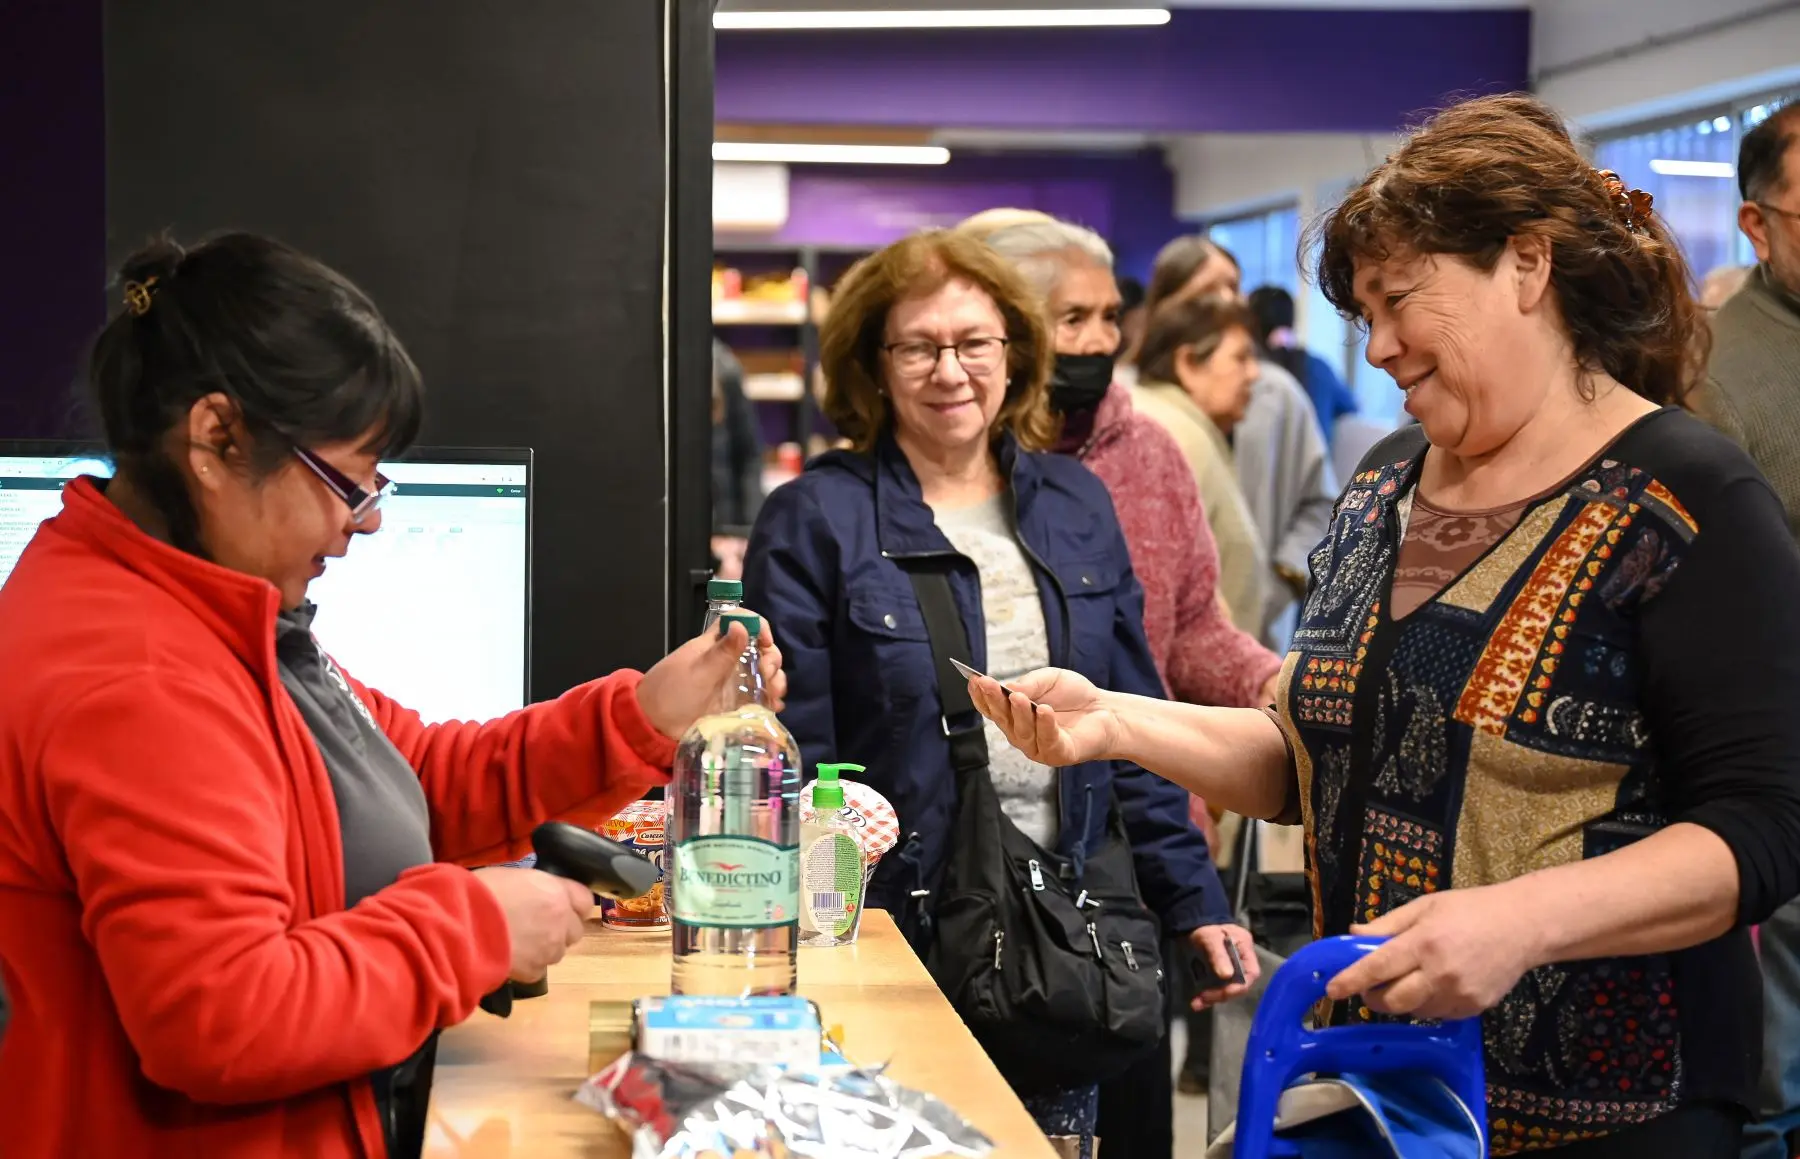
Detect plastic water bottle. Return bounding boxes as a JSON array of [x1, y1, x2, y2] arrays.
[[668, 613, 801, 996], [701, 578, 742, 632], [663, 576, 747, 912]]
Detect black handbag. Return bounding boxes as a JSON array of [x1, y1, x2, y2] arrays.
[[904, 563, 1167, 1094], [1230, 816, 1314, 960]]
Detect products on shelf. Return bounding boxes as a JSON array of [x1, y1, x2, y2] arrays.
[[711, 264, 808, 304]]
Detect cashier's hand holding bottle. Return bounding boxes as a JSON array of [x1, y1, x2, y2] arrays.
[[463, 620, 791, 983], [637, 615, 787, 737], [968, 667, 1263, 1008]]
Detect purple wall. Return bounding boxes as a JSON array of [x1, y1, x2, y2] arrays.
[[2, 0, 105, 438], [721, 149, 1183, 285], [717, 7, 1531, 134]]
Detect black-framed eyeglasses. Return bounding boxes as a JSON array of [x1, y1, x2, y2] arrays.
[[881, 335, 1009, 378], [1756, 202, 1800, 225], [293, 446, 391, 524]]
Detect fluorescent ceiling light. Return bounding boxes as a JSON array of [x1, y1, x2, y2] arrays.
[[713, 142, 951, 165], [716, 9, 1172, 30], [1648, 159, 1735, 178]]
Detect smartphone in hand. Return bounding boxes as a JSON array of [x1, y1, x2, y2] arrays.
[[1189, 935, 1247, 990]]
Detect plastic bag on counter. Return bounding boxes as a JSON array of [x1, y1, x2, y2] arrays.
[[576, 1051, 993, 1159]]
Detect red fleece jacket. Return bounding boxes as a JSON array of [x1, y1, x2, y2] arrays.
[[0, 477, 675, 1157]]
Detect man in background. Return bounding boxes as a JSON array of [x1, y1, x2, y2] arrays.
[[1246, 285, 1359, 446], [1701, 263, 1754, 312], [1690, 102, 1800, 1159]]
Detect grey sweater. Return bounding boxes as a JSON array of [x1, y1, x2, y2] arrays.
[[1693, 264, 1800, 537], [275, 606, 437, 1156], [1231, 360, 1337, 642]]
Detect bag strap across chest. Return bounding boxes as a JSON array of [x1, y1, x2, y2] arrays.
[[904, 561, 991, 781]]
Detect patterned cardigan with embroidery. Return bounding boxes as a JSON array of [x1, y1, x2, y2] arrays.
[[1270, 410, 1800, 1154]]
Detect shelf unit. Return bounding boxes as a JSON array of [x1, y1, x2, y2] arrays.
[[712, 244, 821, 450], [712, 243, 878, 469], [741, 372, 805, 402], [713, 299, 808, 327]]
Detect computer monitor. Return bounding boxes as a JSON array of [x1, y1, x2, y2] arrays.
[[0, 442, 532, 725]]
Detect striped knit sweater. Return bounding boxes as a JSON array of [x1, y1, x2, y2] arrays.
[[1693, 264, 1800, 536]]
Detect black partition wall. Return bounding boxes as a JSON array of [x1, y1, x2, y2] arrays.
[[104, 1, 716, 691]]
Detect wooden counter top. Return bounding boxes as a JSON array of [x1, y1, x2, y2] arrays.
[[424, 911, 1057, 1158]]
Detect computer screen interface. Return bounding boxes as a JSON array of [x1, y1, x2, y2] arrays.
[[0, 449, 530, 725]]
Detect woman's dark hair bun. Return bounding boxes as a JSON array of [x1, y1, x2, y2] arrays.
[[88, 230, 424, 558], [115, 235, 188, 296]]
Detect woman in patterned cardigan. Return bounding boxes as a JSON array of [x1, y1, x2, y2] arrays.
[[965, 93, 1800, 1157]]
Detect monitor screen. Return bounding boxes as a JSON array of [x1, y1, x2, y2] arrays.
[[0, 445, 531, 725], [0, 452, 117, 590]]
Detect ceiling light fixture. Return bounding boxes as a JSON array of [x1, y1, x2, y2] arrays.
[[715, 9, 1172, 31], [1647, 159, 1735, 178], [713, 142, 952, 165]]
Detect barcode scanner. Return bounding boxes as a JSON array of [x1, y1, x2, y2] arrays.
[[478, 821, 661, 1018]]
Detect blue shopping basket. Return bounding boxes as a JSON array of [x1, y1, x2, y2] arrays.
[[1232, 935, 1486, 1158]]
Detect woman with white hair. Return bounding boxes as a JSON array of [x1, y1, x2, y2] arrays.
[[974, 214, 1278, 1159], [975, 217, 1281, 714]]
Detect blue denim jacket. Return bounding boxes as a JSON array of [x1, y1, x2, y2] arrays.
[[743, 430, 1230, 937]]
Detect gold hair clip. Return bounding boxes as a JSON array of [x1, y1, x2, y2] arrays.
[[1596, 169, 1655, 233], [123, 276, 159, 317]]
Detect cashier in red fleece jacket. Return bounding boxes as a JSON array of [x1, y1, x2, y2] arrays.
[[0, 233, 786, 1159]]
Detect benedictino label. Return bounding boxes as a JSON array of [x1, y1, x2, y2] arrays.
[[671, 835, 799, 929]]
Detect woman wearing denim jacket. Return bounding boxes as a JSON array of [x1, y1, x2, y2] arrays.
[[744, 230, 1251, 1156]]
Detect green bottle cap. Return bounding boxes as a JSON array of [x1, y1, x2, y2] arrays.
[[812, 763, 864, 811], [707, 578, 743, 602], [719, 612, 761, 638]]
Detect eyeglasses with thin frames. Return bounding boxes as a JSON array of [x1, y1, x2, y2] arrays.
[[292, 446, 392, 524], [1756, 202, 1800, 226], [881, 335, 1009, 379]]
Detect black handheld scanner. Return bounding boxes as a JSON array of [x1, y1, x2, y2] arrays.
[[477, 822, 661, 1018]]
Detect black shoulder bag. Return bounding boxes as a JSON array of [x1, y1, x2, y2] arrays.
[[903, 563, 1166, 1094]]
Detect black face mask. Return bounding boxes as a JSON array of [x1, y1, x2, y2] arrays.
[[1048, 353, 1115, 414]]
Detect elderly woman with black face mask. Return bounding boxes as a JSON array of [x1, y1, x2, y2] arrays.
[[971, 216, 1282, 715]]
